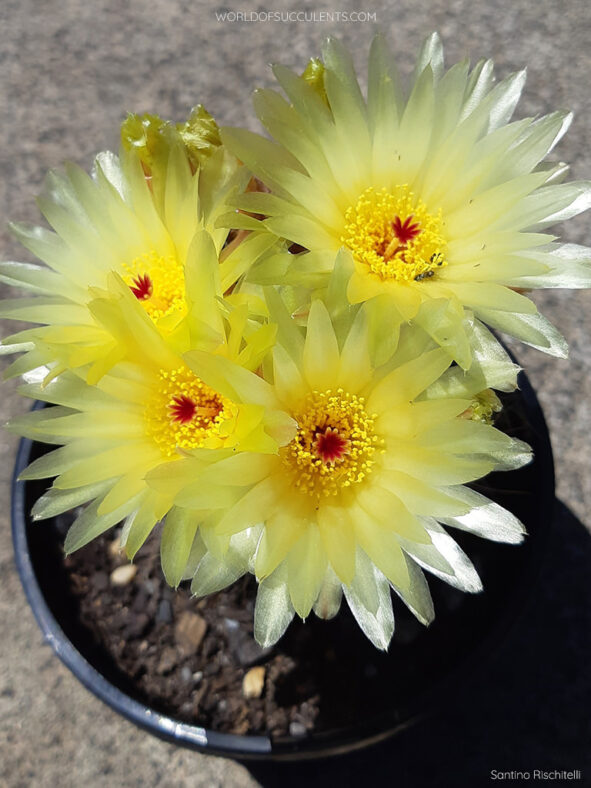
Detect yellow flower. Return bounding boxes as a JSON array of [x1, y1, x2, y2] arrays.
[[221, 34, 591, 368], [0, 123, 273, 381], [9, 315, 294, 579], [149, 299, 529, 649]]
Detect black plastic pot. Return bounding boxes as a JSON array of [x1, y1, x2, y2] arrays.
[[11, 370, 555, 761]]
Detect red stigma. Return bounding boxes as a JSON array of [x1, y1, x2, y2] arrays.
[[392, 215, 421, 245], [170, 395, 197, 424], [130, 273, 153, 301], [314, 427, 350, 464]]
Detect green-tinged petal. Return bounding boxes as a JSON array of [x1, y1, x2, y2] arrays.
[[184, 230, 224, 335], [191, 552, 246, 597], [161, 507, 200, 587], [219, 127, 306, 198], [287, 525, 327, 619], [313, 567, 343, 620], [422, 317, 520, 398], [417, 418, 516, 455], [198, 453, 278, 489], [461, 58, 494, 120], [265, 285, 305, 363], [254, 564, 295, 648], [416, 519, 483, 592], [356, 486, 431, 544], [439, 486, 526, 543], [383, 443, 495, 485], [397, 65, 435, 183], [377, 398, 471, 437], [31, 479, 112, 521], [317, 504, 356, 584], [507, 244, 591, 289], [8, 405, 77, 444], [368, 34, 403, 176], [181, 531, 208, 581], [64, 492, 143, 554], [444, 282, 537, 314], [352, 505, 410, 589], [504, 181, 591, 230], [475, 308, 568, 357], [390, 555, 435, 626], [272, 344, 306, 408], [255, 512, 305, 580], [123, 497, 162, 558], [343, 560, 394, 651], [55, 443, 160, 489], [97, 472, 148, 514], [413, 32, 444, 82], [413, 297, 472, 369], [185, 349, 277, 407], [265, 213, 337, 251], [302, 299, 340, 389], [215, 476, 282, 536], [190, 527, 260, 595], [337, 308, 372, 392], [219, 232, 277, 293], [379, 470, 471, 517], [0, 261, 70, 296], [367, 348, 451, 411], [486, 69, 526, 131]]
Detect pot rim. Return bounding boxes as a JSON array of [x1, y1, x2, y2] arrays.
[[10, 370, 555, 761]]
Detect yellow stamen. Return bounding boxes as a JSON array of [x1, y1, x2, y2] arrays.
[[145, 366, 234, 458], [342, 185, 448, 282], [282, 389, 381, 498], [122, 250, 186, 321]]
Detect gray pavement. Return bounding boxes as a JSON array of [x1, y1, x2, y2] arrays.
[[0, 1, 590, 786]]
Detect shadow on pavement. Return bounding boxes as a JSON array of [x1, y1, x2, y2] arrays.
[[245, 500, 591, 787]]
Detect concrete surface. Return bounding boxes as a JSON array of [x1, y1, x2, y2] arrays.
[[0, 1, 590, 786]]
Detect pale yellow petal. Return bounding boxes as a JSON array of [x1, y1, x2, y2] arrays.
[[316, 504, 356, 584], [352, 505, 410, 590], [287, 526, 327, 619], [302, 299, 340, 390], [367, 348, 451, 412]]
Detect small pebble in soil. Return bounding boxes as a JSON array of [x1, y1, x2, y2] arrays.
[[242, 666, 265, 699], [289, 721, 308, 738], [193, 671, 203, 684], [157, 646, 180, 675], [110, 564, 137, 586], [108, 534, 122, 558], [156, 599, 172, 623], [175, 611, 207, 655], [180, 666, 192, 682], [224, 617, 272, 666]]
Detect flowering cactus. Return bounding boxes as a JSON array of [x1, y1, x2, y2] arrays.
[[2, 34, 590, 649]]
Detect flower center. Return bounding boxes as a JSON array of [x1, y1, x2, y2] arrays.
[[342, 185, 448, 282], [283, 389, 380, 498], [123, 250, 186, 321], [145, 366, 232, 458]]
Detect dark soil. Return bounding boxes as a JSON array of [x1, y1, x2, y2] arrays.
[[27, 383, 551, 743], [63, 529, 322, 738]]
